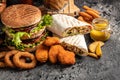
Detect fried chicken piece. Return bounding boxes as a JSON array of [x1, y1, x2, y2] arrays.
[[49, 45, 64, 64], [44, 37, 60, 46], [35, 44, 49, 63], [58, 50, 76, 65]]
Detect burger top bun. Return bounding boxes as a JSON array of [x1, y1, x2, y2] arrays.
[[1, 4, 41, 28]]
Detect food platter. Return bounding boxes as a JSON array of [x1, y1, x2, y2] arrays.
[[0, 0, 120, 80]]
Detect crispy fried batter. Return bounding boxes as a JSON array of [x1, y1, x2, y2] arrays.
[[49, 45, 64, 64], [35, 44, 49, 63], [86, 10, 100, 18], [83, 5, 100, 14], [13, 52, 37, 69], [58, 50, 75, 65], [0, 52, 7, 68], [79, 12, 93, 20], [44, 37, 60, 46], [4, 50, 19, 68]]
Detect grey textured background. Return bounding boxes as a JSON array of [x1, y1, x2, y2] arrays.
[[0, 0, 120, 80]]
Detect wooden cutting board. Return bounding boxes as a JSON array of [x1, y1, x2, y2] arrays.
[[39, 0, 80, 16]]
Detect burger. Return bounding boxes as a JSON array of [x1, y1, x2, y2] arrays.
[[1, 4, 52, 52]]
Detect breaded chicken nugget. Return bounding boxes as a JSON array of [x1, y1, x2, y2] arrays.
[[35, 44, 49, 63], [44, 37, 60, 46], [49, 45, 64, 64], [58, 50, 76, 65]]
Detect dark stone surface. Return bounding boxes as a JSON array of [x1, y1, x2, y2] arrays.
[[0, 0, 120, 80]]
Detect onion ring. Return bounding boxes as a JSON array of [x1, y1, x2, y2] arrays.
[[0, 52, 7, 68], [13, 52, 36, 69], [20, 58, 26, 63], [4, 50, 19, 68]]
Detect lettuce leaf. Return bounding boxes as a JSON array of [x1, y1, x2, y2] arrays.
[[41, 14, 53, 26], [12, 32, 30, 50], [5, 31, 49, 51]]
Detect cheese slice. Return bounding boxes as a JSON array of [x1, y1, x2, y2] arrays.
[[47, 14, 92, 37]]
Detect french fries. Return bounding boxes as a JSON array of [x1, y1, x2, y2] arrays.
[[77, 5, 101, 24]]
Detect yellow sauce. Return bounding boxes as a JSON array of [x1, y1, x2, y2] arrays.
[[90, 29, 110, 41], [90, 18, 110, 41], [94, 23, 107, 30]]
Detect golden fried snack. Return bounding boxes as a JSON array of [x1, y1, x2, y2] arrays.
[[49, 45, 64, 64], [88, 53, 98, 59], [89, 41, 104, 53], [79, 12, 93, 20], [86, 10, 100, 18], [13, 52, 37, 69], [35, 44, 49, 63], [96, 43, 102, 57], [44, 37, 60, 46], [0, 52, 7, 68], [58, 50, 75, 65], [4, 50, 19, 68], [0, 62, 7, 68], [83, 5, 100, 14]]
